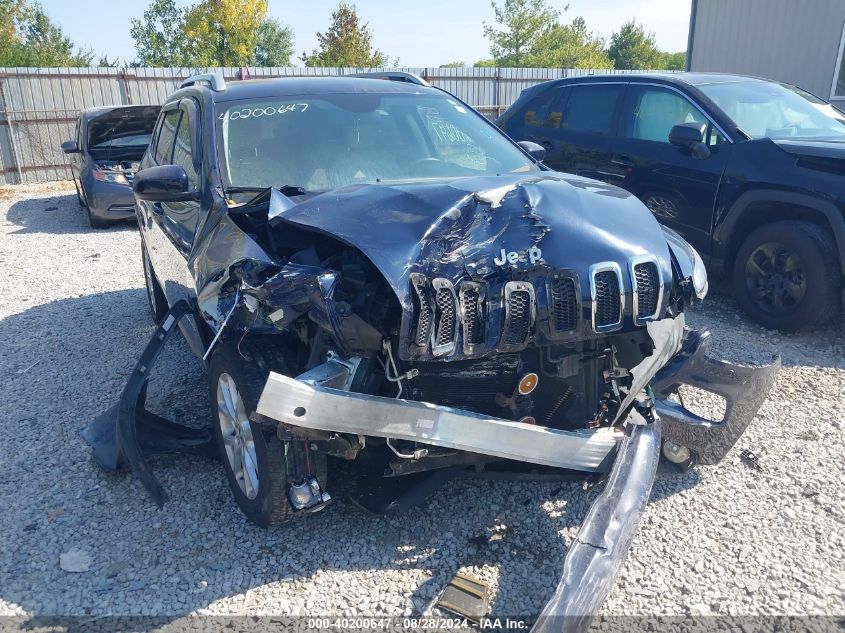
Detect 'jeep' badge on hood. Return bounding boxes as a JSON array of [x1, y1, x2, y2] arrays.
[[494, 245, 543, 267]]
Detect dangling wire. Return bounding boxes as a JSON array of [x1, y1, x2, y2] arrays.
[[202, 288, 241, 361]]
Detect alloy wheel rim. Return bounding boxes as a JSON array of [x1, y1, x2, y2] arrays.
[[744, 241, 807, 314], [216, 372, 260, 499]]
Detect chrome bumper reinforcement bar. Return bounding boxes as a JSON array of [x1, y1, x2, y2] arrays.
[[256, 361, 621, 473]]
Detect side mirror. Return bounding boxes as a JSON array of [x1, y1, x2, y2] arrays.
[[517, 140, 547, 162], [133, 165, 197, 202], [669, 122, 711, 159], [61, 140, 79, 154]]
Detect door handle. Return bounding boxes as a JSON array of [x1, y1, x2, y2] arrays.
[[611, 155, 634, 168], [151, 202, 164, 214]]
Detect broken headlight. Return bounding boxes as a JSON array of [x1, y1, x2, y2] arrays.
[[691, 246, 708, 301]]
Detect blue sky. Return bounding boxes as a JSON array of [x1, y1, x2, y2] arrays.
[[38, 0, 692, 67]]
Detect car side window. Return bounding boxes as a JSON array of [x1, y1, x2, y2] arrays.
[[625, 87, 725, 146], [154, 110, 181, 165], [522, 88, 568, 129], [172, 107, 198, 188], [563, 84, 625, 135]]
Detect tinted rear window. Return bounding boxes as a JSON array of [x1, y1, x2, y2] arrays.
[[564, 84, 624, 135]]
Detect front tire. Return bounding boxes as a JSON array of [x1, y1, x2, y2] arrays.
[[733, 220, 842, 330], [209, 340, 323, 527]]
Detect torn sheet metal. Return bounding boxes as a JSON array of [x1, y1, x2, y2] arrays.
[[265, 173, 674, 312]]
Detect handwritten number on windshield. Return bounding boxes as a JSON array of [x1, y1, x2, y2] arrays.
[[219, 103, 309, 121]]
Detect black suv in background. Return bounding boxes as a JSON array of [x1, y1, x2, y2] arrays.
[[498, 73, 845, 330]]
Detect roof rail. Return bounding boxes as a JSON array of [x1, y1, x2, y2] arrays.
[[180, 72, 226, 92], [346, 71, 430, 87]]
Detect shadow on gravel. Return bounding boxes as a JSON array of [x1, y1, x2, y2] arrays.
[[5, 193, 135, 235], [0, 286, 714, 622]]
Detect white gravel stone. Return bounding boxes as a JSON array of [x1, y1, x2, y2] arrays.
[[0, 183, 843, 619]]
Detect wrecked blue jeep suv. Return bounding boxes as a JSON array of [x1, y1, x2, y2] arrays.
[[86, 73, 778, 624]]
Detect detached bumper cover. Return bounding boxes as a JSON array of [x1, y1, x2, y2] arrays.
[[533, 411, 661, 633], [531, 330, 779, 632], [653, 328, 781, 464]]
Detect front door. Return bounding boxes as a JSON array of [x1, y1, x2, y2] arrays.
[[138, 100, 205, 356], [611, 84, 731, 256]]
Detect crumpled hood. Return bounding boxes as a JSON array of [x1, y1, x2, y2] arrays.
[[270, 172, 673, 308]]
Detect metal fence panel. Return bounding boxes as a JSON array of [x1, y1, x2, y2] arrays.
[[0, 66, 674, 184]]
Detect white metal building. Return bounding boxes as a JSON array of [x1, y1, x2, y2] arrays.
[[687, 0, 845, 104]]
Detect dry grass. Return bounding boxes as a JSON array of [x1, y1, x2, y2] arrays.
[[0, 180, 76, 202]]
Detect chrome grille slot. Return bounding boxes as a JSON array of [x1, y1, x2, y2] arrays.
[[459, 282, 485, 349], [590, 263, 623, 332], [549, 274, 578, 333], [410, 274, 434, 350], [501, 281, 535, 349], [431, 278, 458, 356]]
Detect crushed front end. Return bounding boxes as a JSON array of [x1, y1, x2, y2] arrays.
[[90, 173, 779, 627]]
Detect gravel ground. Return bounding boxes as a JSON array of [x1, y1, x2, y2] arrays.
[[0, 183, 843, 622]]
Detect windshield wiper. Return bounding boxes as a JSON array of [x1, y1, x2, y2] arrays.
[[225, 185, 307, 196]]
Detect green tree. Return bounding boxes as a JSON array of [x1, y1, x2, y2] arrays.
[[301, 2, 388, 67], [98, 55, 121, 67], [523, 16, 612, 68], [482, 0, 559, 66], [0, 0, 93, 66], [183, 0, 268, 66], [130, 0, 188, 66], [607, 19, 661, 70], [440, 61, 466, 68], [253, 17, 294, 66], [659, 50, 686, 70], [473, 59, 498, 67]]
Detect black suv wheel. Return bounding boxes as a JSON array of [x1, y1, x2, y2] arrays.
[[734, 220, 842, 331]]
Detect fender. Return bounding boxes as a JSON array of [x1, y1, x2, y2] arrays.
[[714, 189, 845, 274]]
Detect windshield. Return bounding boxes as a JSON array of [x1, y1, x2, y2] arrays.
[[699, 80, 845, 140], [215, 93, 536, 190]]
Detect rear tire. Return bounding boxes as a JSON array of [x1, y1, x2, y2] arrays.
[[73, 179, 84, 205], [141, 242, 168, 325], [208, 339, 325, 527], [733, 220, 842, 330]]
